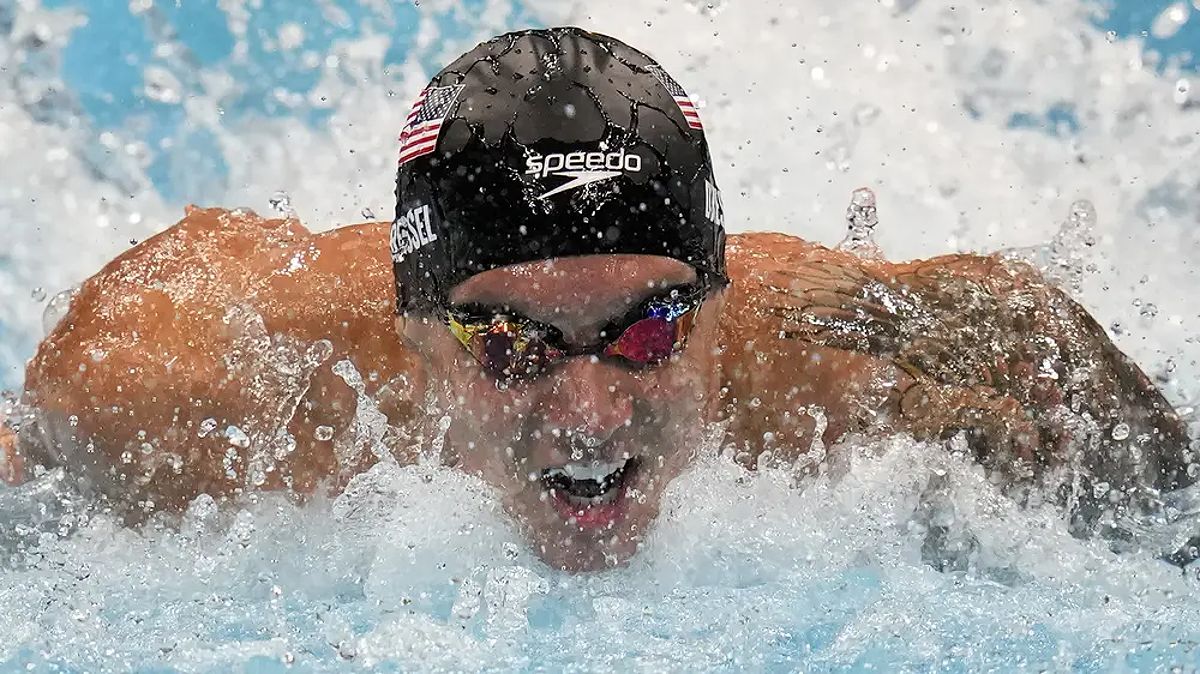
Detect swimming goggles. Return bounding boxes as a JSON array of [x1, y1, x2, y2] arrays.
[[445, 280, 722, 382]]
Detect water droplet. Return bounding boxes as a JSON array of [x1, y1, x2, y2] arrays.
[[277, 23, 305, 51], [143, 65, 183, 105], [1140, 302, 1159, 319], [503, 542, 520, 560], [1112, 423, 1131, 441], [42, 287, 78, 335], [268, 191, 294, 216], [1175, 78, 1191, 106], [274, 433, 297, 460], [226, 425, 251, 449], [315, 425, 334, 441], [853, 103, 880, 126], [30, 287, 45, 302], [837, 187, 884, 259], [1068, 199, 1096, 232], [198, 418, 218, 438], [360, 207, 376, 220], [1105, 30, 1118, 43], [1151, 2, 1190, 39], [307, 339, 334, 367], [684, 0, 726, 15], [1110, 321, 1126, 336]]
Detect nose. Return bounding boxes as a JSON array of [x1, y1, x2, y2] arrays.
[[538, 355, 634, 449]]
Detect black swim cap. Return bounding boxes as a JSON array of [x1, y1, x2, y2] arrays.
[[391, 26, 727, 314]]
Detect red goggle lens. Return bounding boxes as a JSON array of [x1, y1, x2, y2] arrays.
[[602, 317, 678, 365]]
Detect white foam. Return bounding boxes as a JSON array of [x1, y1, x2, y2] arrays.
[[2, 0, 1200, 669]]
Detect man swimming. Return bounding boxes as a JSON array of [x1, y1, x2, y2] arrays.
[[1, 27, 1192, 571]]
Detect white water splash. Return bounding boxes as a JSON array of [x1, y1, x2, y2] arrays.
[[2, 0, 1200, 670]]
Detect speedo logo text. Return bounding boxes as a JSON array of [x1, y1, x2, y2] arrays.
[[525, 148, 642, 199]]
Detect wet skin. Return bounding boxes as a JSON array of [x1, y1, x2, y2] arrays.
[[402, 256, 722, 569], [7, 208, 1191, 571]]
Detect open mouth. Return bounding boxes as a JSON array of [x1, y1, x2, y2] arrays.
[[540, 457, 641, 528]]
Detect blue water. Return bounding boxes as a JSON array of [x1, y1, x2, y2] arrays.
[[3, 0, 1200, 671], [25, 0, 1198, 206]]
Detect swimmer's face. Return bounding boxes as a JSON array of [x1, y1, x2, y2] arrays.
[[400, 255, 726, 571]]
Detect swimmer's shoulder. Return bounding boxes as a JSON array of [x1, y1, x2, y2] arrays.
[[725, 231, 874, 281], [22, 208, 419, 509], [30, 207, 405, 393]]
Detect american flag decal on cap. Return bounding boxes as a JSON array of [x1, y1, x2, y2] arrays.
[[647, 65, 703, 131], [397, 84, 464, 165]]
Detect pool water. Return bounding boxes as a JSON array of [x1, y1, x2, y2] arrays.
[[2, 0, 1200, 671]]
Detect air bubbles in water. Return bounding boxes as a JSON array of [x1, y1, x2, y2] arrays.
[[29, 287, 45, 302], [360, 207, 376, 220], [837, 187, 884, 259], [315, 425, 334, 441], [41, 287, 78, 335]]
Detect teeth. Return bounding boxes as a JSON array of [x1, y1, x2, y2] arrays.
[[564, 489, 621, 506], [544, 459, 626, 482]]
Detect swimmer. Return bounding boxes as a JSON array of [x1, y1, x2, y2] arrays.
[[3, 27, 1192, 571]]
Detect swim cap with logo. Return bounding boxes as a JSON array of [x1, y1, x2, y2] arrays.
[[391, 26, 726, 314]]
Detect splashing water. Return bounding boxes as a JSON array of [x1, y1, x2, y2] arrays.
[[2, 0, 1200, 671], [1003, 199, 1099, 294], [837, 186, 884, 259]]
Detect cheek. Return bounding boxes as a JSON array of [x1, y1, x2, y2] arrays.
[[444, 369, 538, 439], [642, 350, 718, 412]]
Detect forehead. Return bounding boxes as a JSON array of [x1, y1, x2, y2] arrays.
[[450, 255, 697, 311]]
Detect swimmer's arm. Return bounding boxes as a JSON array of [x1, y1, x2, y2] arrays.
[[883, 254, 1190, 493], [745, 237, 1188, 491]]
